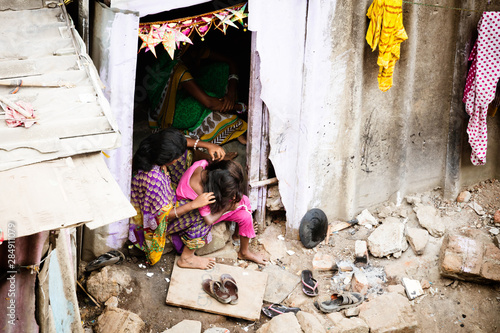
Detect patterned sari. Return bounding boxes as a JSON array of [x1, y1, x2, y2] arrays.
[[129, 151, 212, 264], [147, 50, 247, 145]]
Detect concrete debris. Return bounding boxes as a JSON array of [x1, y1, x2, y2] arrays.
[[406, 227, 429, 255], [104, 296, 118, 308], [367, 218, 408, 258], [377, 205, 393, 219], [262, 265, 301, 304], [439, 234, 500, 283], [493, 235, 500, 248], [354, 240, 369, 264], [86, 266, 132, 303], [468, 202, 486, 215], [387, 284, 406, 296], [162, 320, 202, 333], [489, 228, 500, 236], [201, 242, 238, 261], [414, 205, 446, 238], [331, 317, 369, 333], [356, 209, 378, 228], [96, 307, 144, 333], [313, 252, 336, 271], [420, 279, 431, 289], [351, 271, 369, 295], [256, 312, 302, 333], [258, 223, 287, 260], [359, 292, 419, 333], [146, 272, 154, 277], [204, 327, 230, 333], [266, 185, 285, 211], [296, 311, 326, 333], [196, 222, 231, 256], [401, 278, 424, 300], [456, 191, 471, 203], [405, 195, 421, 205], [344, 306, 360, 317]]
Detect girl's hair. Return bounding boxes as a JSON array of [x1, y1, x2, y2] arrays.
[[132, 128, 187, 172], [203, 160, 246, 214]]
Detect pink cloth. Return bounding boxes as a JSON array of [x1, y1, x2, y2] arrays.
[[176, 160, 256, 238], [463, 12, 500, 166]]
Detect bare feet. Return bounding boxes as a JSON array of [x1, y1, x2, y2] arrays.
[[224, 151, 238, 160], [177, 256, 216, 270], [238, 250, 268, 265]]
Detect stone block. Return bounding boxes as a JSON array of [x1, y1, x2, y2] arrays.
[[326, 312, 344, 324], [335, 317, 369, 333], [456, 191, 471, 203], [354, 240, 369, 264], [96, 307, 144, 333], [87, 266, 132, 303], [256, 312, 302, 333], [104, 296, 118, 308], [367, 219, 407, 258], [358, 292, 418, 333], [296, 311, 326, 333], [263, 265, 301, 304], [196, 222, 231, 256], [162, 320, 202, 333], [387, 284, 405, 296], [356, 209, 378, 227], [439, 234, 500, 283], [406, 227, 429, 255], [266, 185, 284, 211], [351, 271, 369, 295], [313, 252, 336, 271], [414, 205, 445, 237], [344, 306, 360, 317]]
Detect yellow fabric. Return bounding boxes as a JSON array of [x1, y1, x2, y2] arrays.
[[366, 0, 408, 92], [199, 114, 247, 145], [157, 63, 194, 129], [144, 203, 172, 265]]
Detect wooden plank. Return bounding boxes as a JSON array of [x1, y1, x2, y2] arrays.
[[166, 257, 268, 321]]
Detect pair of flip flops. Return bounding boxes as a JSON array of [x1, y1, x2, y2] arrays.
[[85, 250, 125, 272], [314, 292, 364, 313], [261, 303, 301, 318], [301, 270, 319, 296], [202, 274, 238, 305]]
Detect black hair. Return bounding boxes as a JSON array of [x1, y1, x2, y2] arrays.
[[203, 160, 246, 214], [132, 128, 187, 172]]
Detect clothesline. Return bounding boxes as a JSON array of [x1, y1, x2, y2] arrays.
[[402, 1, 484, 13]]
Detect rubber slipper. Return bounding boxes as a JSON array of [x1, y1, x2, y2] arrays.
[[202, 279, 231, 304], [261, 303, 301, 318], [301, 270, 319, 296], [220, 274, 238, 305], [86, 250, 125, 272], [299, 208, 328, 249], [317, 292, 364, 313]]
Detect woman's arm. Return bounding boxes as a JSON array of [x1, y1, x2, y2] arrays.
[[186, 137, 225, 161], [166, 192, 215, 219]]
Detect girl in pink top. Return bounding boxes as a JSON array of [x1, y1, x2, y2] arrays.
[[177, 160, 267, 265]]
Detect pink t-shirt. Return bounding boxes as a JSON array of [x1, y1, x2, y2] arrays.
[[176, 160, 211, 216]]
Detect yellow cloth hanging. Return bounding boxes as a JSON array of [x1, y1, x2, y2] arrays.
[[366, 0, 408, 92]]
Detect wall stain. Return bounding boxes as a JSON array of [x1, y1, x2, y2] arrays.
[[361, 109, 376, 173]]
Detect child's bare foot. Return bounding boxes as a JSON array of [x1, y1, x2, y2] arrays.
[[177, 256, 216, 270], [224, 152, 238, 160], [238, 250, 267, 265]]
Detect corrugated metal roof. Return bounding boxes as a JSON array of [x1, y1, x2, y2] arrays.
[[0, 2, 120, 171]]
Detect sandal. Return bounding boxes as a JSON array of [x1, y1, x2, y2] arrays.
[[220, 274, 238, 305], [301, 270, 319, 296], [261, 303, 301, 318], [202, 279, 231, 304], [316, 292, 364, 313], [85, 250, 125, 272]]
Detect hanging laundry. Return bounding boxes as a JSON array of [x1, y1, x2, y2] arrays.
[[366, 0, 408, 92], [463, 12, 500, 166]]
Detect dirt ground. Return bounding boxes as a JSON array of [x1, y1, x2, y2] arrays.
[[79, 179, 500, 333]]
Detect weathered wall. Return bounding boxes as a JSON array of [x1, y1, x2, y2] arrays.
[[254, 0, 500, 236]]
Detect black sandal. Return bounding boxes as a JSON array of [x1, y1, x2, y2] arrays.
[[85, 250, 125, 272], [261, 303, 301, 318]]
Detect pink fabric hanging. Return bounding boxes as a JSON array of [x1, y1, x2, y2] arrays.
[[463, 12, 500, 166]]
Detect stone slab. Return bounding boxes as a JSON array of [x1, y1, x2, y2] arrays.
[[166, 257, 268, 321], [262, 264, 301, 303]]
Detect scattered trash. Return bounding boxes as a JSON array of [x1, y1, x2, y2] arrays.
[[138, 264, 146, 269], [286, 250, 295, 256], [165, 277, 170, 282], [277, 235, 285, 241], [146, 272, 154, 277], [489, 228, 500, 235], [468, 202, 485, 215]]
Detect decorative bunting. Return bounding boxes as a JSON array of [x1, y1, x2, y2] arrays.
[[138, 2, 248, 59]]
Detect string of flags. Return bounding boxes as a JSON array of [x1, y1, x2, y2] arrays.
[[138, 2, 248, 59]]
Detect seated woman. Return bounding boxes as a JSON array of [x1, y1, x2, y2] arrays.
[[146, 40, 247, 145], [176, 159, 267, 265], [129, 128, 225, 267]]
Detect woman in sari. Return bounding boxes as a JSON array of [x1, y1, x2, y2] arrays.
[[129, 128, 225, 268], [147, 42, 248, 145]]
